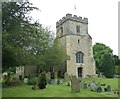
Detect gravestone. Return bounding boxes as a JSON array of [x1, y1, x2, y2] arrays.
[[90, 82, 96, 91], [97, 87, 102, 92], [35, 77, 39, 88], [46, 72, 51, 84], [64, 72, 70, 82], [97, 82, 101, 88], [106, 85, 111, 92], [71, 76, 80, 93], [57, 79, 61, 85], [54, 72, 58, 84], [83, 82, 87, 89], [24, 78, 28, 84], [48, 79, 53, 84], [80, 82, 83, 88], [91, 80, 95, 84], [46, 72, 51, 80]]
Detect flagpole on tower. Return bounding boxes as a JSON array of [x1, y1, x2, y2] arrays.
[[73, 0, 77, 15]]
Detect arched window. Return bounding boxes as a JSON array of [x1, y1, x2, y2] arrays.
[[76, 51, 84, 63], [78, 39, 80, 43]]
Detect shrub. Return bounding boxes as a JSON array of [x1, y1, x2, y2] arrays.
[[38, 72, 47, 89]]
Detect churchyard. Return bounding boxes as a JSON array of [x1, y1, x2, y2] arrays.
[[2, 73, 119, 97], [2, 2, 120, 98]]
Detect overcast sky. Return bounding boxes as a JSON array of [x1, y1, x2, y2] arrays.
[[29, 0, 119, 56]]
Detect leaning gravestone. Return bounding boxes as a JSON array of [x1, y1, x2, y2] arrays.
[[106, 85, 111, 92], [71, 75, 80, 93], [83, 82, 87, 89], [97, 87, 102, 92]]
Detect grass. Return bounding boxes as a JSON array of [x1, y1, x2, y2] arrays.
[[2, 78, 119, 97]]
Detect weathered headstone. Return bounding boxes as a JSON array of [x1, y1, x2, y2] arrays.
[[46, 72, 51, 84], [48, 79, 53, 84], [35, 77, 39, 88], [80, 82, 83, 88], [97, 87, 102, 92], [24, 77, 28, 84], [64, 72, 70, 81], [71, 76, 80, 93], [90, 82, 96, 91], [54, 72, 58, 84], [83, 82, 87, 89], [106, 85, 111, 92], [97, 82, 101, 88], [91, 80, 95, 84], [57, 79, 61, 85], [46, 72, 51, 80]]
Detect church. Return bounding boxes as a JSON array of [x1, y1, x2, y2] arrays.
[[56, 14, 96, 78]]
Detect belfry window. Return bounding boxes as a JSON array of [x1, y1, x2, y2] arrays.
[[76, 51, 84, 63], [76, 25, 80, 33]]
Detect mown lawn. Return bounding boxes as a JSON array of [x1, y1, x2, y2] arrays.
[[2, 78, 119, 97]]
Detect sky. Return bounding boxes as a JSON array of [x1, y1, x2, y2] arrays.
[[29, 0, 119, 56]]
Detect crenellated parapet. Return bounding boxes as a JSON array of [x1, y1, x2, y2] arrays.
[[56, 13, 88, 27]]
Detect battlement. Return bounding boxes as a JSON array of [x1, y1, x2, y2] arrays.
[[56, 13, 88, 27]]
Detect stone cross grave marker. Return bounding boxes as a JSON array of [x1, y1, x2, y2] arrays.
[[71, 75, 80, 93], [106, 85, 111, 92]]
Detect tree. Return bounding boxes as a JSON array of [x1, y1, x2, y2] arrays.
[[93, 43, 113, 73], [2, 2, 38, 70], [2, 2, 53, 72], [100, 54, 115, 78], [2, 2, 66, 76], [44, 38, 66, 72]]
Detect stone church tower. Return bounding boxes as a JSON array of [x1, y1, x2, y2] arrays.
[[56, 14, 96, 78]]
